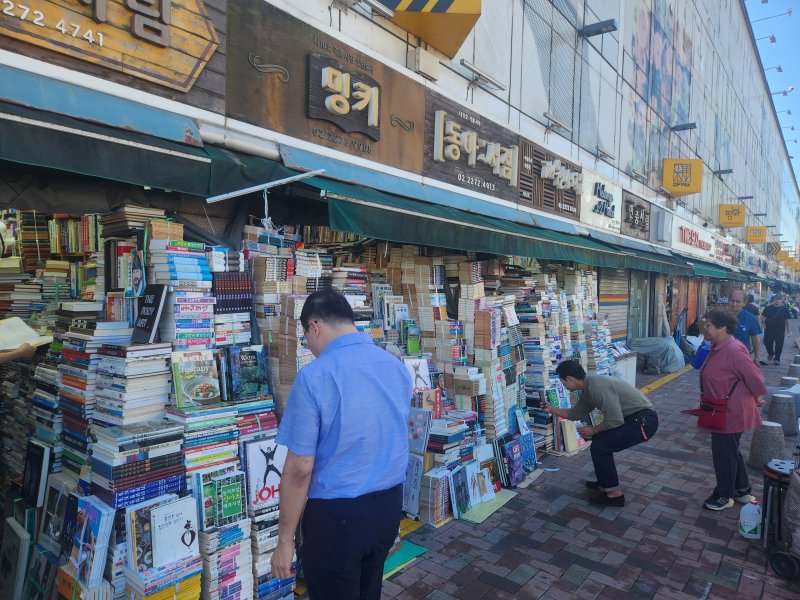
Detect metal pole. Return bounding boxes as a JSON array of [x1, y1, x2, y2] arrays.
[[205, 169, 326, 203]]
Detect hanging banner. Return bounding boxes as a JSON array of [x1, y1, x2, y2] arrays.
[[661, 159, 703, 197], [718, 204, 745, 228], [746, 226, 767, 244]]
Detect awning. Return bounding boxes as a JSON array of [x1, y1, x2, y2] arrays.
[[301, 177, 632, 268], [279, 145, 582, 235], [587, 229, 673, 257], [689, 260, 737, 280], [0, 101, 212, 196], [605, 245, 692, 276]]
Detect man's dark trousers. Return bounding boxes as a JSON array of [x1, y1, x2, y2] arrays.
[[764, 328, 786, 361], [302, 483, 402, 600], [591, 409, 659, 490]]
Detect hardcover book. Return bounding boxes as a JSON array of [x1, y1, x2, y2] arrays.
[[407, 407, 432, 455], [21, 439, 52, 508], [447, 464, 471, 520], [228, 345, 269, 403], [131, 284, 167, 344], [125, 493, 178, 573], [38, 472, 78, 556], [69, 495, 115, 587], [149, 496, 199, 568], [171, 350, 221, 410], [192, 462, 241, 531], [243, 438, 286, 512], [212, 471, 247, 527], [0, 517, 31, 600]]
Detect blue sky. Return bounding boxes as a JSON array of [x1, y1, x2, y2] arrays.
[[747, 0, 799, 186]]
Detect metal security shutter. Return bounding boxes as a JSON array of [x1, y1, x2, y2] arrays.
[[599, 268, 629, 343]]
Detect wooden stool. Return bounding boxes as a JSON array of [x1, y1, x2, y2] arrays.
[[762, 459, 793, 550], [767, 394, 798, 436], [748, 421, 785, 470]]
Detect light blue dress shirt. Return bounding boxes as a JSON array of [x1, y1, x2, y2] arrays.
[[276, 332, 412, 499]]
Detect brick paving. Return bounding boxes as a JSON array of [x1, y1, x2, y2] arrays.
[[381, 322, 800, 600]]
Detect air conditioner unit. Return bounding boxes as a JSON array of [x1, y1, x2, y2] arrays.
[[407, 47, 441, 81]]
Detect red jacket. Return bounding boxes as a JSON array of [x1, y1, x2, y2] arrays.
[[698, 336, 766, 433]]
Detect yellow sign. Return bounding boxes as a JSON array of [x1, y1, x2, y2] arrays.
[[718, 204, 745, 227], [746, 226, 767, 244], [0, 1, 219, 92], [661, 159, 703, 197], [389, 0, 480, 58]]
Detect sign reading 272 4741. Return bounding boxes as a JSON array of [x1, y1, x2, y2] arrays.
[[0, 0, 219, 92]]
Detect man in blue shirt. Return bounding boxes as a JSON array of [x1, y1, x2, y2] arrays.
[[271, 289, 412, 600], [728, 289, 762, 362]]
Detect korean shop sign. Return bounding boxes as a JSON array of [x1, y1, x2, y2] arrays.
[[579, 171, 621, 232], [227, 0, 424, 173], [661, 158, 702, 197], [0, 0, 219, 92], [620, 191, 651, 241], [423, 90, 519, 202], [671, 217, 714, 260], [714, 237, 733, 265], [718, 204, 745, 228], [516, 139, 580, 219], [746, 226, 767, 244]]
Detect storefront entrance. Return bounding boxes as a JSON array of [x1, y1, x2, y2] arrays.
[[628, 270, 651, 340]]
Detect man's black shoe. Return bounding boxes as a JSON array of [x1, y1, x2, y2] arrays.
[[585, 480, 600, 490], [759, 360, 769, 366], [589, 493, 625, 507]]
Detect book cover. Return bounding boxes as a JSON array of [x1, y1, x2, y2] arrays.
[[518, 431, 538, 473], [69, 496, 114, 587], [149, 496, 199, 568], [131, 285, 168, 344], [465, 460, 481, 508], [171, 350, 221, 410], [503, 440, 525, 487], [22, 544, 59, 600], [38, 472, 77, 556], [212, 471, 247, 527], [447, 464, 471, 519], [477, 468, 496, 503], [21, 440, 51, 508], [402, 452, 424, 517], [0, 517, 31, 600], [243, 438, 286, 512], [228, 345, 269, 403], [124, 250, 146, 298], [125, 493, 178, 574], [407, 407, 431, 455], [192, 462, 240, 531]]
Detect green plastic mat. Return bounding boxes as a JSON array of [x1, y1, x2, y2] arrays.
[[461, 489, 518, 524], [383, 541, 427, 579]]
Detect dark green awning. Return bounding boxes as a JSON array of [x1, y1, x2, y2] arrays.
[[604, 245, 692, 275], [691, 260, 736, 280], [304, 178, 631, 268]]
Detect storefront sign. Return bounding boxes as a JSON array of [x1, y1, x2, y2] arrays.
[[516, 140, 580, 219], [661, 159, 703, 197], [671, 217, 714, 260], [746, 226, 767, 244], [718, 204, 745, 228], [651, 207, 672, 246], [714, 237, 733, 265], [0, 0, 219, 92], [620, 192, 651, 241], [227, 0, 424, 172], [579, 171, 621, 232], [423, 91, 518, 202]]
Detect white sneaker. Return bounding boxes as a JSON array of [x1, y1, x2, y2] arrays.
[[733, 493, 755, 504]]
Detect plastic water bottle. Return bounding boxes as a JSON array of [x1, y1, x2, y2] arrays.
[[738, 500, 762, 539]]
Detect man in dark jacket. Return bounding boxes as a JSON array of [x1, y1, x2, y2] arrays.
[[762, 294, 793, 365]]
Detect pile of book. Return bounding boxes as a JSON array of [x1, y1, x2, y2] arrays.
[[123, 494, 202, 599], [101, 206, 166, 237], [418, 466, 451, 526], [148, 240, 215, 349], [211, 272, 252, 347], [15, 210, 52, 272], [253, 255, 293, 319], [32, 362, 63, 472], [0, 277, 44, 320], [94, 342, 173, 427]]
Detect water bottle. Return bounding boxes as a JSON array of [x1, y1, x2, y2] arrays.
[[738, 500, 762, 539]]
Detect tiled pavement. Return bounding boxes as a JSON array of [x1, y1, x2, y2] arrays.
[[380, 324, 800, 600]]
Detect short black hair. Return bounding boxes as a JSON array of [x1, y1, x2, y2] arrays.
[[704, 308, 737, 335], [300, 288, 355, 330], [747, 294, 755, 304], [555, 360, 586, 381]]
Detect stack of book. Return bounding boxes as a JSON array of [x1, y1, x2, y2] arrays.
[[32, 362, 63, 472], [39, 259, 71, 305], [252, 255, 292, 319], [100, 205, 165, 237], [73, 251, 106, 302], [206, 246, 244, 273], [331, 265, 368, 296], [242, 436, 295, 600], [16, 210, 52, 272], [418, 466, 451, 527], [212, 272, 252, 347], [48, 214, 102, 255], [148, 240, 215, 349], [94, 342, 173, 427], [123, 494, 203, 599], [0, 278, 44, 320], [584, 319, 616, 376], [0, 362, 26, 478], [91, 420, 185, 510]]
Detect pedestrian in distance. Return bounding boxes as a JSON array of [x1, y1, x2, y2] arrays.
[[541, 360, 659, 507], [726, 289, 763, 364], [698, 309, 766, 511], [743, 294, 760, 317], [270, 289, 412, 600], [761, 294, 793, 365]]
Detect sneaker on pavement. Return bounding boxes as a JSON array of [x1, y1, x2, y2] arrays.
[[774, 359, 780, 365], [704, 495, 734, 511], [759, 360, 769, 366], [733, 492, 756, 504]]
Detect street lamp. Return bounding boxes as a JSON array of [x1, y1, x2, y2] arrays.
[[751, 8, 792, 23], [783, 126, 796, 131], [766, 65, 783, 72], [757, 34, 777, 43], [771, 85, 795, 96]]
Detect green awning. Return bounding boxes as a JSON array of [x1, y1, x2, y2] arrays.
[[691, 260, 736, 280], [605, 245, 692, 275], [304, 178, 631, 268]]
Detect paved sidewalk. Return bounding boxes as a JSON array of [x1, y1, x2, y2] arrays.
[[383, 327, 800, 599]]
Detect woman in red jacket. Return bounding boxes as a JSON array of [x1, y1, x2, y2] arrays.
[[699, 309, 767, 511]]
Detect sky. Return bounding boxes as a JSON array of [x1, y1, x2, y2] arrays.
[[747, 0, 799, 187]]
